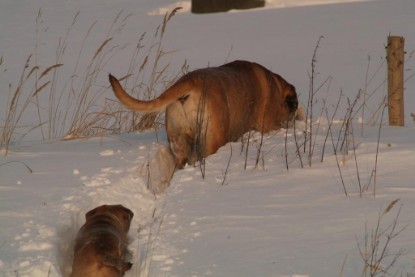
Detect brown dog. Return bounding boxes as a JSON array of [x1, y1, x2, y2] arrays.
[[71, 205, 134, 277], [109, 60, 299, 169]]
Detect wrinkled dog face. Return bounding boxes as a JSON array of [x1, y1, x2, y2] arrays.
[[72, 205, 134, 277], [85, 204, 134, 232]]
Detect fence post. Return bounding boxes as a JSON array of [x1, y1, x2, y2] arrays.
[[387, 36, 405, 126]]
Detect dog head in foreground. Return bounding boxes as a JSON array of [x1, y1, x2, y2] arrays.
[[71, 205, 134, 277]]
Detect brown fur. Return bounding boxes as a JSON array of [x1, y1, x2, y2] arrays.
[[109, 60, 298, 168], [71, 205, 134, 277]]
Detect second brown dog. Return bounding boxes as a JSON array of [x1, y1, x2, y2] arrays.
[[71, 205, 134, 277]]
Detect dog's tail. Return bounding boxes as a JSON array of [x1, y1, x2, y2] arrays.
[[109, 74, 192, 113]]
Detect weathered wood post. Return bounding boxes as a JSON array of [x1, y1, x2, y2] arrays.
[[387, 36, 405, 126], [191, 0, 265, 14]]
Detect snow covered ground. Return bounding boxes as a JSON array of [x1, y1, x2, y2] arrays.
[[1, 0, 415, 276]]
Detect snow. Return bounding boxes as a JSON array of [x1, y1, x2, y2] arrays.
[[1, 0, 415, 276]]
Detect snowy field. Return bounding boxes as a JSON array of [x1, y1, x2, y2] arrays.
[[1, 0, 415, 276]]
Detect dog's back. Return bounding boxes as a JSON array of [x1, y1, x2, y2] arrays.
[[71, 205, 133, 277]]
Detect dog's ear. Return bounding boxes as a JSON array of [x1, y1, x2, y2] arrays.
[[126, 208, 134, 221], [85, 205, 107, 221], [122, 207, 134, 230]]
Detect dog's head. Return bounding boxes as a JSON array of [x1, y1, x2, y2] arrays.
[[85, 204, 134, 232], [284, 83, 299, 120]]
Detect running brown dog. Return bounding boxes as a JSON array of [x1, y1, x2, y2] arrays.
[[109, 60, 299, 168], [71, 205, 134, 277]]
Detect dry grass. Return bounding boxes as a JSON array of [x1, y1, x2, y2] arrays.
[[357, 199, 410, 277], [1, 12, 414, 276], [0, 8, 182, 156], [0, 54, 55, 155]]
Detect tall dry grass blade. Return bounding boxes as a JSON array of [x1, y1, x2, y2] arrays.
[[167, 7, 182, 21], [92, 37, 113, 61], [39, 64, 63, 79], [383, 199, 400, 215], [34, 8, 45, 140], [71, 11, 80, 27], [33, 81, 51, 97], [26, 66, 39, 80], [140, 56, 148, 71], [118, 74, 133, 82], [161, 7, 182, 35]]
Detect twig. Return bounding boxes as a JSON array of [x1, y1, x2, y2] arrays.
[[357, 199, 407, 276], [305, 35, 324, 167], [0, 161, 33, 173], [361, 55, 370, 136], [221, 144, 233, 186], [329, 122, 348, 196], [244, 131, 252, 170], [293, 119, 304, 168], [255, 131, 265, 169], [284, 122, 289, 171], [373, 96, 387, 198], [349, 123, 362, 196], [321, 91, 343, 162]]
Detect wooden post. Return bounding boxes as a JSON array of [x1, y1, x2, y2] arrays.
[[387, 36, 405, 126], [192, 0, 265, 14]]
